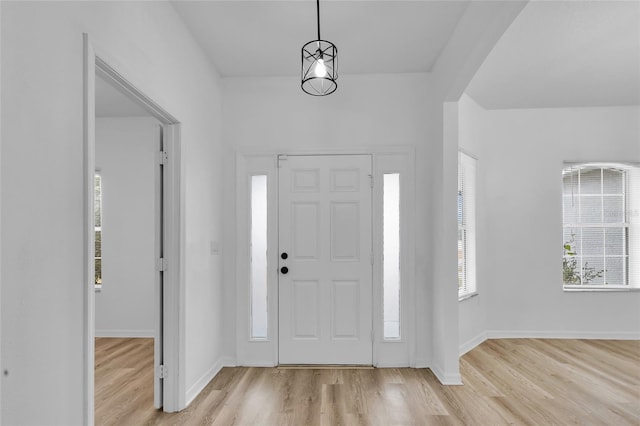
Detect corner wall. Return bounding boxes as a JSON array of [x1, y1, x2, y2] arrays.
[[458, 97, 640, 345]]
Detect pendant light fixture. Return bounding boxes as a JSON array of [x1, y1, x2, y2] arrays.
[[301, 0, 338, 96]]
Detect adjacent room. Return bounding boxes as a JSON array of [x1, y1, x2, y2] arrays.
[[1, 1, 638, 425]]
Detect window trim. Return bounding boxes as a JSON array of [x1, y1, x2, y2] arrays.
[[562, 162, 640, 291]]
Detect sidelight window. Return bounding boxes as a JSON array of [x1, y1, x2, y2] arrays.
[[383, 173, 401, 340], [250, 174, 269, 339]]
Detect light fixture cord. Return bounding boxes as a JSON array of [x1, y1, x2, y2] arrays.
[[316, 0, 321, 41]]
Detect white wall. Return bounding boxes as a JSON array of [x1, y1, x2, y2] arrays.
[[429, 1, 526, 382], [221, 2, 525, 381], [0, 1, 3, 415], [459, 98, 640, 341], [94, 117, 159, 337], [222, 74, 433, 365], [1, 2, 224, 424]]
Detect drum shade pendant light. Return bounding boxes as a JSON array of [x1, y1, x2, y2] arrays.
[[301, 0, 338, 96]]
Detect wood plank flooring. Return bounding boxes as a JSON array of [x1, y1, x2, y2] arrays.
[[95, 338, 640, 425]]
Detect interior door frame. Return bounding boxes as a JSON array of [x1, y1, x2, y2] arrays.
[[83, 33, 185, 424], [235, 147, 416, 368]]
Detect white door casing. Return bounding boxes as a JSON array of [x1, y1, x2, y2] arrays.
[[278, 155, 373, 365], [84, 35, 185, 423]]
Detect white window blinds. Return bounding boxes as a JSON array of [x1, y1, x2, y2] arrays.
[[94, 173, 103, 286], [458, 152, 477, 298], [562, 163, 640, 288]]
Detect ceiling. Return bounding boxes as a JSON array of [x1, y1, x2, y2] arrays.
[[466, 1, 640, 109], [95, 74, 150, 117], [98, 1, 639, 112], [170, 0, 470, 76]]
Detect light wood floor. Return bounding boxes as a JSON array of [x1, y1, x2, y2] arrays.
[[95, 338, 640, 425]]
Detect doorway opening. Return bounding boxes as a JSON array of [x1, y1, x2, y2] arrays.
[[94, 72, 162, 422], [83, 34, 183, 425]]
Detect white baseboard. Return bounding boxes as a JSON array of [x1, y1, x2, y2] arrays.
[[186, 357, 236, 407], [413, 358, 430, 369], [459, 332, 488, 357], [375, 362, 410, 368], [221, 357, 237, 368], [238, 361, 277, 367], [430, 364, 463, 386], [95, 329, 154, 338], [485, 330, 640, 340]]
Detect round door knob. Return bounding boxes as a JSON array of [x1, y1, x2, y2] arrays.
[[280, 266, 289, 274], [281, 252, 288, 260]]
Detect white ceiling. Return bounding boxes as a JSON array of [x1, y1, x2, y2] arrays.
[[466, 1, 640, 109], [98, 1, 639, 112], [95, 75, 150, 117], [170, 0, 470, 76]]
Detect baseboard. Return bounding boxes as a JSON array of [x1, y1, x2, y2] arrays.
[[430, 364, 463, 386], [221, 357, 237, 368], [238, 361, 277, 367], [185, 357, 234, 407], [459, 332, 488, 357], [375, 362, 410, 368], [95, 329, 154, 338], [485, 330, 640, 340], [413, 358, 430, 369]]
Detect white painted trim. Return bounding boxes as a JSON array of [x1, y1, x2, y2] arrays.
[[185, 357, 237, 406], [83, 33, 184, 419], [235, 148, 416, 369], [237, 145, 416, 158], [95, 330, 155, 338], [161, 123, 186, 412], [458, 332, 640, 358], [485, 330, 640, 340], [414, 358, 430, 369], [82, 34, 96, 426], [459, 332, 487, 357], [184, 357, 231, 407], [372, 153, 416, 367], [235, 155, 279, 367], [430, 365, 463, 386]]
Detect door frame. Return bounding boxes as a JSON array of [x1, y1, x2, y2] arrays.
[[235, 147, 416, 368], [83, 34, 185, 424]]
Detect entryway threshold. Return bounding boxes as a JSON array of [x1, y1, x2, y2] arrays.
[[277, 365, 374, 369]]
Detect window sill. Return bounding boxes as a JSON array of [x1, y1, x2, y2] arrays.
[[459, 292, 479, 302], [563, 285, 640, 292]]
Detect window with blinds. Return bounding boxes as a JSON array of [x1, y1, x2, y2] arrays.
[[458, 152, 477, 298], [562, 163, 640, 289], [94, 173, 103, 286]]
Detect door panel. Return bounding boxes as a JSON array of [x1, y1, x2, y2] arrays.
[[279, 155, 373, 365]]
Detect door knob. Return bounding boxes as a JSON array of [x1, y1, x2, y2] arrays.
[[281, 252, 288, 260], [280, 266, 289, 274]]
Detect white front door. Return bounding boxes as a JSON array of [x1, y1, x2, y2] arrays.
[[278, 155, 373, 364]]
